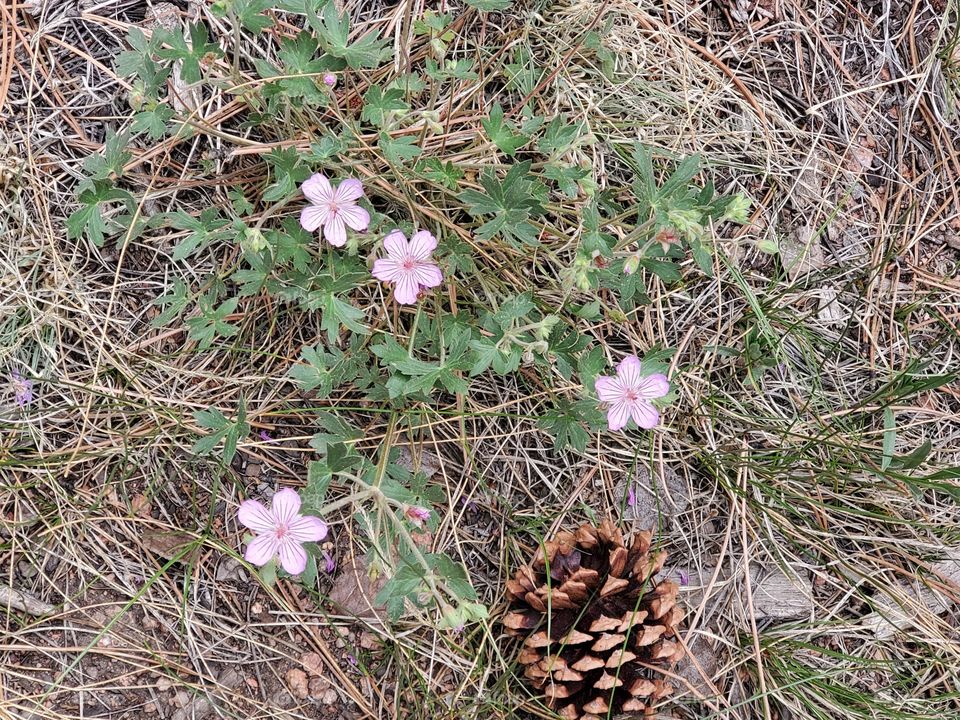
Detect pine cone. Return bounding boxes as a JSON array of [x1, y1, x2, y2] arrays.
[[503, 519, 684, 718]]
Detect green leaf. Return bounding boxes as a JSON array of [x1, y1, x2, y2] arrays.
[[361, 85, 409, 127], [303, 460, 333, 512], [66, 181, 136, 246], [314, 292, 369, 343], [151, 279, 191, 327], [213, 0, 274, 32], [463, 0, 511, 9], [191, 400, 249, 464], [156, 23, 222, 85], [378, 132, 422, 165], [168, 208, 230, 260], [311, 2, 389, 68], [538, 115, 581, 156], [661, 153, 702, 196], [481, 103, 528, 157], [185, 295, 241, 350], [287, 343, 360, 397], [131, 104, 175, 139], [544, 164, 589, 197], [416, 157, 463, 189], [539, 399, 592, 452], [458, 161, 545, 247], [83, 130, 132, 182], [881, 407, 896, 472], [638, 258, 681, 284], [263, 147, 311, 202]]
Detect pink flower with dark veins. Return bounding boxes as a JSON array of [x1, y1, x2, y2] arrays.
[[237, 489, 327, 575], [371, 230, 443, 305], [405, 505, 431, 528], [299, 174, 370, 247], [594, 355, 669, 431]]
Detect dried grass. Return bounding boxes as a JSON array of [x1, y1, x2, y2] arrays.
[[2, 0, 960, 718]]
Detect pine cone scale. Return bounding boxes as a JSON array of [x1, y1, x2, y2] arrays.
[[505, 519, 684, 718]]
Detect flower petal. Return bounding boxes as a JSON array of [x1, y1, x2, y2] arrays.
[[271, 488, 301, 526], [372, 258, 404, 283], [300, 204, 329, 232], [412, 262, 443, 288], [383, 230, 408, 260], [408, 230, 437, 260], [394, 273, 420, 304], [288, 516, 328, 543], [324, 215, 347, 247], [237, 499, 275, 534], [277, 539, 308, 575], [244, 533, 278, 567], [594, 375, 624, 403], [302, 174, 333, 204], [630, 401, 660, 430], [616, 355, 643, 386], [637, 373, 670, 399], [339, 204, 370, 231], [606, 401, 631, 432], [334, 178, 364, 203]]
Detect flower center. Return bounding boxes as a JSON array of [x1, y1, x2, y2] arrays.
[[275, 524, 289, 539], [402, 256, 416, 271], [326, 201, 339, 216], [624, 389, 639, 402]]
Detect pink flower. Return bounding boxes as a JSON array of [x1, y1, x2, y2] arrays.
[[299, 174, 370, 247], [371, 230, 443, 304], [405, 505, 431, 528], [594, 355, 669, 431], [322, 72, 337, 87], [237, 488, 328, 575]]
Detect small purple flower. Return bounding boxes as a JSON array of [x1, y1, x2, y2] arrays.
[[258, 430, 272, 442], [11, 371, 32, 408], [322, 551, 336, 573], [322, 72, 337, 87], [626, 484, 636, 507], [678, 569, 689, 586], [346, 653, 358, 666]]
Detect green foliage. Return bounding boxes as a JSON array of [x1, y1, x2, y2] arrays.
[[416, 158, 463, 189], [167, 208, 231, 260], [254, 32, 335, 108], [81, 130, 131, 185], [361, 85, 409, 127], [155, 23, 222, 85], [372, 328, 472, 398], [185, 295, 241, 350], [463, 0, 512, 10], [481, 103, 528, 156], [66, 181, 136, 247], [539, 398, 603, 452], [263, 147, 312, 202], [459, 161, 546, 246], [191, 401, 249, 464], [309, 2, 390, 69], [379, 133, 422, 165], [211, 0, 275, 32], [288, 343, 362, 397]]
